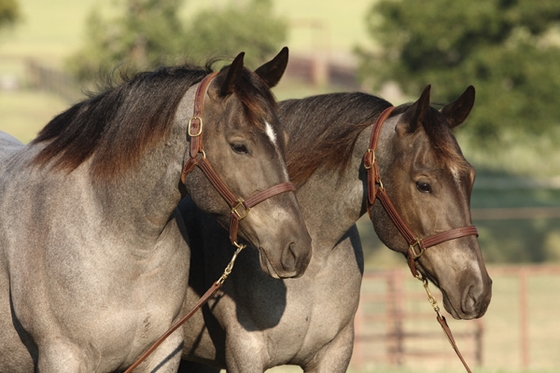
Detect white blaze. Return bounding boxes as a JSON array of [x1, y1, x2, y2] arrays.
[[265, 121, 277, 146]]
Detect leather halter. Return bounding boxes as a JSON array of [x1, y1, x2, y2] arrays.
[[180, 72, 296, 244], [363, 105, 477, 373], [124, 74, 297, 373], [363, 105, 478, 277]]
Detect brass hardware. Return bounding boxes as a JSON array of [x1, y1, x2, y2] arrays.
[[231, 199, 250, 220], [364, 149, 375, 169], [416, 273, 443, 318], [409, 238, 425, 259], [188, 117, 203, 137], [216, 242, 246, 285]]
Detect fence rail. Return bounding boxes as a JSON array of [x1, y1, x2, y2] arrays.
[[25, 59, 83, 103]]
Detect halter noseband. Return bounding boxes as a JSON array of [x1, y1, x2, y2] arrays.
[[181, 72, 296, 245], [363, 106, 479, 278]]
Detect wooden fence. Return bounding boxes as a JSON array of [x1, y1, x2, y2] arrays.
[[284, 54, 360, 89], [352, 269, 483, 371], [351, 265, 560, 372], [25, 59, 83, 103], [2, 55, 359, 103]]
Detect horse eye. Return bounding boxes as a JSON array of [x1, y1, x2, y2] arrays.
[[231, 143, 248, 154], [416, 181, 432, 193]]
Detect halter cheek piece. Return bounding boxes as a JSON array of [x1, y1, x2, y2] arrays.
[[364, 106, 477, 373], [180, 72, 296, 245]]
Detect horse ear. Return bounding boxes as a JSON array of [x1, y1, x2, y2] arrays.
[[396, 85, 431, 136], [440, 86, 475, 128], [220, 52, 245, 96], [254, 47, 289, 88]]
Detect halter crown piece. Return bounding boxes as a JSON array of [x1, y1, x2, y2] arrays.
[[364, 105, 477, 373]]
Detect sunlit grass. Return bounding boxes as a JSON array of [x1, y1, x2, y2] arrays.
[[0, 90, 67, 143]]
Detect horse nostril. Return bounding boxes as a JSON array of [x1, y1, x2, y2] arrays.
[[463, 290, 476, 313], [463, 282, 491, 318], [281, 242, 297, 272]]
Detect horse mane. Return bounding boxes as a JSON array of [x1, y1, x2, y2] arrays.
[[31, 62, 277, 180], [280, 93, 469, 187], [280, 92, 392, 186]]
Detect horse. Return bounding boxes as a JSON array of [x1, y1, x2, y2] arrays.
[[0, 48, 312, 373], [177, 85, 493, 372]]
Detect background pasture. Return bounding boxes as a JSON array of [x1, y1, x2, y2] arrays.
[[2, 1, 560, 372]]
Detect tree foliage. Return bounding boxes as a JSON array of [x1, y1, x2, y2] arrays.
[[0, 0, 20, 31], [183, 0, 287, 69], [356, 0, 560, 148], [67, 0, 287, 83], [67, 0, 185, 82]]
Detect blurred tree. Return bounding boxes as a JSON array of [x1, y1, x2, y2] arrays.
[[0, 0, 20, 31], [183, 0, 287, 69], [67, 0, 185, 83], [356, 0, 560, 148], [67, 0, 287, 84]]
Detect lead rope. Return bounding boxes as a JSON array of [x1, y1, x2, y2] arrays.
[[123, 242, 246, 373], [414, 272, 473, 373]]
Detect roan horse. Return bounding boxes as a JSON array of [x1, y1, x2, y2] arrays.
[[0, 48, 312, 373], [178, 85, 493, 372]]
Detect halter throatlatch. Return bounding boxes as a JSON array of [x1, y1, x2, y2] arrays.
[[364, 105, 477, 373], [180, 72, 296, 245]]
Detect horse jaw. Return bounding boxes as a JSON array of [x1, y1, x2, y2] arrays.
[[420, 248, 492, 320], [256, 239, 311, 280], [257, 248, 282, 279]]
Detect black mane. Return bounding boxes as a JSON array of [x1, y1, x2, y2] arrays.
[[279, 92, 468, 186], [32, 64, 211, 179], [30, 62, 279, 181], [279, 92, 392, 186]]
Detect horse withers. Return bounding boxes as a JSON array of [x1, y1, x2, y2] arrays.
[[0, 48, 311, 373], [178, 85, 492, 372]]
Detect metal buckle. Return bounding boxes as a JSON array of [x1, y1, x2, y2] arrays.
[[231, 199, 250, 220], [364, 149, 375, 169], [409, 238, 425, 259], [188, 117, 203, 137]]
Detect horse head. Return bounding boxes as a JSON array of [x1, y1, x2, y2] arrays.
[[181, 48, 312, 279], [371, 85, 492, 320]]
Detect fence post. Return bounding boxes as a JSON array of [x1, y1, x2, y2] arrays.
[[386, 270, 404, 366], [353, 295, 364, 370], [519, 268, 529, 370], [474, 318, 484, 366]]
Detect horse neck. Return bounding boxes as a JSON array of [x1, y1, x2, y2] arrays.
[[294, 124, 374, 254], [93, 131, 188, 243], [96, 87, 197, 242]]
